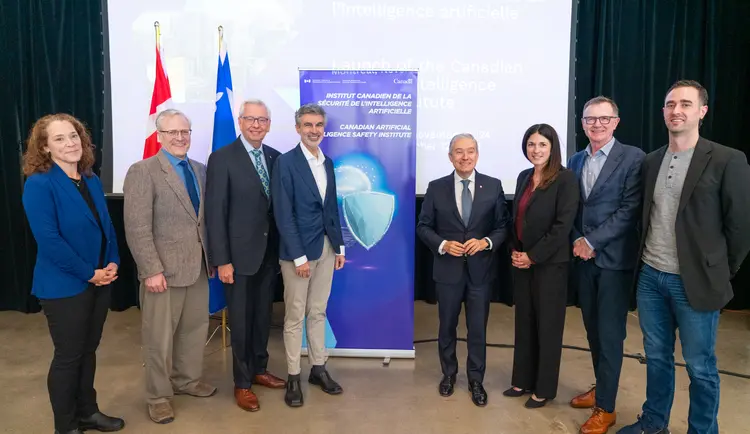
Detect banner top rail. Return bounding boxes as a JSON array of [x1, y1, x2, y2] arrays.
[[298, 67, 419, 72]]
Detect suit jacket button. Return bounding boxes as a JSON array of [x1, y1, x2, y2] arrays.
[[263, 232, 268, 236]]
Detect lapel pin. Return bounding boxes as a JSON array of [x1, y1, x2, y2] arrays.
[[479, 185, 483, 188]]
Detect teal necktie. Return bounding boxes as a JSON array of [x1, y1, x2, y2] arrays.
[[251, 149, 270, 197]]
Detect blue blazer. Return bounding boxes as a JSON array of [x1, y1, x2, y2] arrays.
[[22, 163, 120, 299], [568, 140, 645, 270], [272, 144, 344, 262]]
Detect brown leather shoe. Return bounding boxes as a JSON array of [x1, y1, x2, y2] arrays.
[[254, 372, 286, 389], [580, 407, 616, 434], [571, 386, 596, 408], [234, 388, 260, 412]]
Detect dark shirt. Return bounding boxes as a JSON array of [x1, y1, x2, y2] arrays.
[[71, 177, 106, 269], [515, 180, 534, 244]]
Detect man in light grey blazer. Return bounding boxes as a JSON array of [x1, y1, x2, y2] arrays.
[[123, 109, 217, 425]]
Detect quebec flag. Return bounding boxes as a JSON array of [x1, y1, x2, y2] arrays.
[[208, 36, 236, 314]]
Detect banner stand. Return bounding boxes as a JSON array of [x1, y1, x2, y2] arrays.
[[298, 68, 418, 361]]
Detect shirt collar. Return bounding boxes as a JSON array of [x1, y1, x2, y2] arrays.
[[240, 134, 264, 155], [586, 137, 616, 157], [161, 148, 187, 166], [454, 170, 476, 184], [300, 142, 325, 165]]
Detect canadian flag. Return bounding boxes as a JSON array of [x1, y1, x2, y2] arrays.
[[143, 44, 172, 159]]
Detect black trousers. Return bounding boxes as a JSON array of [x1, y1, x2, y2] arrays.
[[225, 262, 277, 388], [511, 262, 568, 399], [40, 285, 110, 432], [576, 260, 632, 412], [436, 268, 491, 383]]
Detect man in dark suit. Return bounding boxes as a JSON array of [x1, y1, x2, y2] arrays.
[[567, 96, 645, 434], [417, 133, 510, 407], [205, 99, 286, 413], [619, 81, 750, 434], [272, 103, 346, 408]]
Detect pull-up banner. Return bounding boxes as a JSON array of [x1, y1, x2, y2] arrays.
[[299, 69, 417, 358]]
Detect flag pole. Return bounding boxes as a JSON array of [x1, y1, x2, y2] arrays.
[[154, 21, 161, 49], [218, 24, 228, 350]]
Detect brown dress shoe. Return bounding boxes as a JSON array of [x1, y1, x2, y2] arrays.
[[234, 388, 260, 412], [571, 386, 596, 408], [254, 372, 287, 389], [580, 407, 616, 434]]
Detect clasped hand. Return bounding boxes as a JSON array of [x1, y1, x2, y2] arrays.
[[573, 238, 596, 261], [88, 263, 118, 286], [511, 250, 533, 269], [444, 238, 489, 257]]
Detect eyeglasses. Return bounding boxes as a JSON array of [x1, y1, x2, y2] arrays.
[[240, 116, 269, 125], [583, 116, 618, 125], [158, 129, 192, 138]]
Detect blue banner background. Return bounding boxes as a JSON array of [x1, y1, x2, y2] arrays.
[[299, 70, 417, 352]]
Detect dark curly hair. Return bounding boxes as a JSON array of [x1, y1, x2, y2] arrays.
[[22, 113, 96, 176]]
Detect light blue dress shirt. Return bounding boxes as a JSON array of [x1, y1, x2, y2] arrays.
[[240, 135, 268, 175], [582, 137, 616, 199], [580, 137, 616, 250], [161, 149, 200, 195]]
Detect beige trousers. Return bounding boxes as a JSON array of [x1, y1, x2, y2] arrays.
[[281, 237, 336, 375], [140, 265, 209, 404]]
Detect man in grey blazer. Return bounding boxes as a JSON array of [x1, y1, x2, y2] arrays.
[[567, 96, 644, 434], [619, 81, 750, 434], [123, 109, 217, 425]]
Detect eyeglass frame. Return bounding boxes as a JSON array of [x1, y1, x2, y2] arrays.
[[582, 116, 619, 125], [158, 129, 192, 138], [239, 116, 270, 125]]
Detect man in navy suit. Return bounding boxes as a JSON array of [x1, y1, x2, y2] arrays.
[[272, 103, 346, 408], [416, 133, 509, 407], [567, 96, 645, 434]]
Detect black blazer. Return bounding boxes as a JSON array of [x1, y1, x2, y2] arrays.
[[638, 137, 750, 311], [417, 171, 510, 286], [511, 168, 580, 264], [204, 138, 281, 276]]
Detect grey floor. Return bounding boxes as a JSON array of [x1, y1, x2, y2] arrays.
[[1, 302, 748, 434]]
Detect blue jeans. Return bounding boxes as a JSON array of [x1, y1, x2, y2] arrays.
[[636, 263, 720, 434]]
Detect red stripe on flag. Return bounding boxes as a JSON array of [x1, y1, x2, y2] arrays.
[[143, 45, 172, 159]]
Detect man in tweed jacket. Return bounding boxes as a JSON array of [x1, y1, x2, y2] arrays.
[[123, 109, 217, 425]]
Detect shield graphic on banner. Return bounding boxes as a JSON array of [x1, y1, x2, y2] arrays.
[[342, 191, 395, 250]]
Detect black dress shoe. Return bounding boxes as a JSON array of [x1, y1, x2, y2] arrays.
[[308, 370, 343, 395], [502, 387, 531, 397], [78, 412, 125, 432], [469, 381, 488, 407], [438, 375, 456, 397], [54, 430, 83, 434], [285, 377, 304, 407], [524, 396, 549, 408]]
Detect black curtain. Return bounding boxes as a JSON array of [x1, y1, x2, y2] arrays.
[[1, 0, 105, 312], [3, 0, 750, 312], [574, 0, 750, 310]]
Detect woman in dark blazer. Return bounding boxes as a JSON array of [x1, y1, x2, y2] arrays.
[[22, 114, 125, 434], [503, 123, 580, 408]]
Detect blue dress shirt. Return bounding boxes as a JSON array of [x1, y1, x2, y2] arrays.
[[162, 149, 200, 195], [580, 137, 616, 249]]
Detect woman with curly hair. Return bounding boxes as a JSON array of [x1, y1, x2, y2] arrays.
[[22, 113, 125, 434]]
